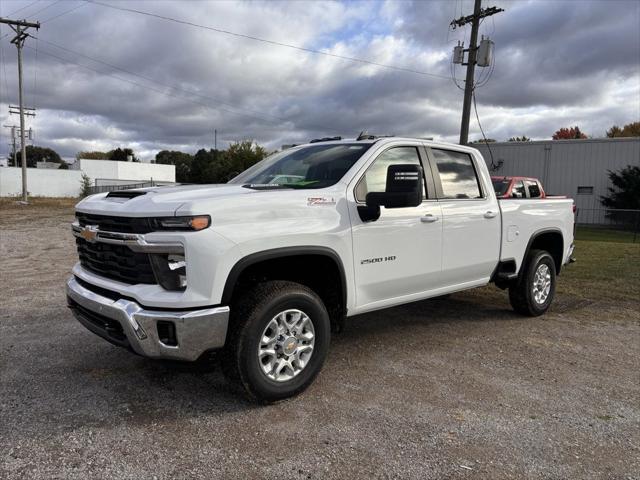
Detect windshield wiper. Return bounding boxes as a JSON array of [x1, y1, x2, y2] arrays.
[[279, 181, 321, 189], [242, 183, 292, 190]]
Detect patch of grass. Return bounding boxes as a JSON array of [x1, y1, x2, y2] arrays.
[[596, 415, 614, 421], [0, 196, 77, 210], [575, 226, 637, 244], [559, 240, 640, 302]]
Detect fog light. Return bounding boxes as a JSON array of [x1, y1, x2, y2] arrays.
[[150, 254, 187, 291], [157, 321, 177, 346]]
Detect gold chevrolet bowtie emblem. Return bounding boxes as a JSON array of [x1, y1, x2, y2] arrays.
[[81, 225, 99, 243]]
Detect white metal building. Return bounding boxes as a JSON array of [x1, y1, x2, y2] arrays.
[[474, 137, 640, 223]]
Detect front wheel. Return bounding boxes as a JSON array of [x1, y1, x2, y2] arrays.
[[222, 281, 331, 402], [509, 249, 557, 316]]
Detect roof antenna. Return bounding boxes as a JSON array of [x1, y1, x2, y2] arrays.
[[357, 130, 375, 141]]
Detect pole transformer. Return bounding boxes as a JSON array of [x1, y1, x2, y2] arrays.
[[0, 17, 40, 202]]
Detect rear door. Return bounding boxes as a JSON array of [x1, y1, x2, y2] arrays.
[[349, 143, 443, 311], [426, 147, 501, 287]]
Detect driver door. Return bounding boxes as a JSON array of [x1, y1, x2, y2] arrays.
[[349, 144, 443, 312]]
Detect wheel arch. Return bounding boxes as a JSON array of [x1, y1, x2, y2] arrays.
[[522, 228, 564, 276], [221, 247, 348, 331]]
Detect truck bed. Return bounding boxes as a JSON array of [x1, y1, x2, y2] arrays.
[[498, 198, 575, 272]]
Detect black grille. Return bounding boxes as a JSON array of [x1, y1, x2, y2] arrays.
[[76, 212, 153, 234], [76, 237, 156, 284], [75, 276, 127, 301], [68, 298, 130, 348]]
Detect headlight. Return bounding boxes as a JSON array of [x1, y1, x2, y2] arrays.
[[150, 215, 210, 231], [150, 254, 187, 291]]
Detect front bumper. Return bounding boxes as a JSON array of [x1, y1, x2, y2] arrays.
[[66, 277, 229, 361]]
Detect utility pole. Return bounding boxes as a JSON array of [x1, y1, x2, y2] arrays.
[[450, 1, 503, 145], [0, 17, 40, 202], [214, 129, 218, 151]]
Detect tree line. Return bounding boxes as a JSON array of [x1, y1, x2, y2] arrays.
[[155, 140, 268, 183], [470, 121, 639, 143]]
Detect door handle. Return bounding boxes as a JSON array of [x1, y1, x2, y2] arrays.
[[484, 210, 498, 219], [421, 214, 439, 223]]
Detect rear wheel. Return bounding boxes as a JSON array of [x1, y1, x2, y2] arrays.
[[509, 249, 556, 316], [222, 281, 330, 402]]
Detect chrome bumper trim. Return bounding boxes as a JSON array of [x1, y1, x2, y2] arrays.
[[71, 222, 183, 254], [66, 277, 229, 361]]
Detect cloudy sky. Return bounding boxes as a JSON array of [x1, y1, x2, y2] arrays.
[[0, 0, 638, 161]]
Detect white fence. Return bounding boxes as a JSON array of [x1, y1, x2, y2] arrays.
[[0, 167, 83, 197], [75, 159, 175, 184], [1, 159, 175, 198]]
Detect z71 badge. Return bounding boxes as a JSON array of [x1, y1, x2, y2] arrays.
[[361, 255, 396, 265], [307, 197, 336, 206]]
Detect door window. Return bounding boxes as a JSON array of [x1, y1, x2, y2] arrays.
[[512, 181, 526, 198], [526, 180, 541, 198], [431, 149, 482, 199], [355, 147, 425, 202]]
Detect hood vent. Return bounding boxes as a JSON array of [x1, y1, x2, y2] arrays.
[[106, 190, 147, 199]]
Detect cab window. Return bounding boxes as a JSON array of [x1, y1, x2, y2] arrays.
[[526, 180, 542, 198], [431, 149, 482, 199], [512, 181, 526, 198], [355, 147, 426, 202]]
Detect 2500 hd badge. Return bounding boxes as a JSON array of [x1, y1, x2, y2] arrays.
[[361, 255, 397, 265]]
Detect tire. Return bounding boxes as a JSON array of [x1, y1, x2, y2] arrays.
[[221, 281, 331, 403], [509, 249, 556, 317]]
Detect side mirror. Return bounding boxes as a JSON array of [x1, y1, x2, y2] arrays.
[[366, 164, 423, 209], [357, 164, 423, 222]]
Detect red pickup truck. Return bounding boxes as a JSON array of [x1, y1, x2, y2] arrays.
[[492, 176, 547, 199]]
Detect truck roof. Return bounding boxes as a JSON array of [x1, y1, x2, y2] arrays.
[[294, 136, 480, 153]]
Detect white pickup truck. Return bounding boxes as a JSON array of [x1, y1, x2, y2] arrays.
[[67, 137, 575, 401]]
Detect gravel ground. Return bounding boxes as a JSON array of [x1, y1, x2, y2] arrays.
[[1, 202, 639, 479]]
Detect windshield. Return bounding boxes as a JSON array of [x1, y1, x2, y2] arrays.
[[229, 143, 372, 189], [492, 178, 510, 196]]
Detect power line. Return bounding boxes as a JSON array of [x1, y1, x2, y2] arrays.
[[25, 0, 63, 18], [32, 37, 337, 132], [34, 36, 305, 125], [31, 34, 38, 124], [7, 0, 40, 17], [41, 1, 87, 23], [472, 91, 498, 171], [28, 43, 339, 133], [86, 0, 456, 81]]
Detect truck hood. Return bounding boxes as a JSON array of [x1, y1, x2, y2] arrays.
[[76, 184, 256, 216]]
